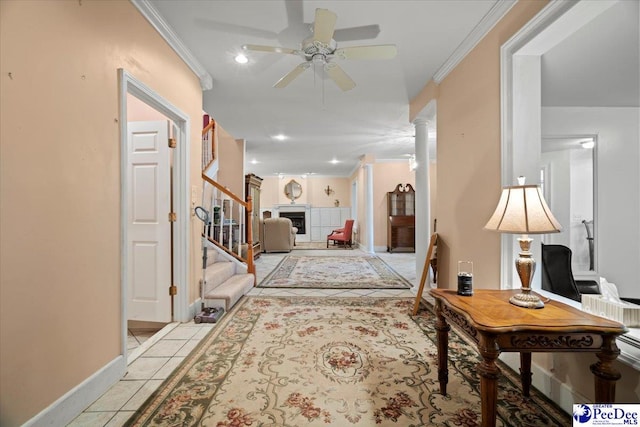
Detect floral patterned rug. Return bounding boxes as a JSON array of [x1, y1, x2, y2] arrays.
[[258, 255, 412, 289], [125, 297, 570, 427], [293, 241, 344, 250]]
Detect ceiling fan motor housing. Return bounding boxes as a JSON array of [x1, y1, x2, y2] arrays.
[[243, 8, 396, 91], [302, 38, 337, 62]]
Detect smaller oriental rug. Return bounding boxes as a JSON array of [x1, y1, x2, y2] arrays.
[[258, 255, 412, 289]]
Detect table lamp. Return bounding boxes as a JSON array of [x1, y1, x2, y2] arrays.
[[484, 177, 562, 308]]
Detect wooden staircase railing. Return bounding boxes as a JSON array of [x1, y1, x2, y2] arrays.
[[202, 115, 216, 171], [201, 174, 255, 276]]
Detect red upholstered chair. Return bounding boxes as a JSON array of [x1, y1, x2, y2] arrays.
[[327, 219, 355, 248]]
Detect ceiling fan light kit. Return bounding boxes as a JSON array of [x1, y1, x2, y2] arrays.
[[242, 8, 397, 91]]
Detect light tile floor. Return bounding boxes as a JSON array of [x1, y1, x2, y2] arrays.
[[69, 247, 422, 426], [127, 324, 168, 355]]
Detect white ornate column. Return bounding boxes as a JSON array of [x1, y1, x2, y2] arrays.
[[414, 117, 431, 283], [365, 163, 375, 254]]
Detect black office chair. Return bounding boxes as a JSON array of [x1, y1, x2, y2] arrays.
[[541, 243, 600, 302]]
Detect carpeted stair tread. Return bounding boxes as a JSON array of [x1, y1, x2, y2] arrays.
[[205, 249, 219, 266], [203, 260, 235, 290], [203, 273, 254, 310]]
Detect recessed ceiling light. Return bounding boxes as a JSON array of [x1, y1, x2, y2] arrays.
[[250, 159, 259, 164], [234, 54, 248, 64], [272, 134, 287, 141], [581, 140, 595, 149], [330, 159, 340, 164]]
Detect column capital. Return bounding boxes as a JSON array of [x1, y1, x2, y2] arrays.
[[413, 117, 428, 127]]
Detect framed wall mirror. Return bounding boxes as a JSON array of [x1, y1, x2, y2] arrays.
[[284, 179, 302, 203]]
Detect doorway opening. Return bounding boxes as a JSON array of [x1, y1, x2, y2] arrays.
[[119, 69, 191, 362]]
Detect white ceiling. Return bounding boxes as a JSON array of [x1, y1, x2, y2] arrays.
[[144, 0, 505, 177], [141, 0, 638, 178], [542, 0, 639, 108]]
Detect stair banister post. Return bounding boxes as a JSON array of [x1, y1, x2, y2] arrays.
[[246, 195, 255, 276]]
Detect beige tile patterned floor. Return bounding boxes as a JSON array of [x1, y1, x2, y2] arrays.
[[68, 248, 418, 426]]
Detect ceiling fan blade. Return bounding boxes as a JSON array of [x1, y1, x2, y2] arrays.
[[313, 8, 337, 45], [274, 63, 310, 88], [334, 25, 381, 42], [334, 45, 398, 60], [194, 18, 277, 40], [324, 63, 356, 91], [242, 44, 298, 55], [285, 0, 303, 28]]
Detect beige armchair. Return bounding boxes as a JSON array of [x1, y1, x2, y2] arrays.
[[261, 217, 297, 253]]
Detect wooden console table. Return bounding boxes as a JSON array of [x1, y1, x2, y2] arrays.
[[430, 289, 628, 427]]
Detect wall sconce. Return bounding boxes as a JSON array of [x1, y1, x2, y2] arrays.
[[324, 185, 334, 196], [408, 154, 417, 171]]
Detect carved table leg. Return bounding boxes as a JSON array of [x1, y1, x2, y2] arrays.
[[478, 334, 501, 427], [520, 351, 532, 397], [434, 299, 451, 395], [590, 335, 622, 402]]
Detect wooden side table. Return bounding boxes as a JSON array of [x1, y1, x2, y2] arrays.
[[430, 289, 628, 427]]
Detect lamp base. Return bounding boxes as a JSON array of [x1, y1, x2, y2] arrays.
[[510, 234, 544, 309], [509, 292, 544, 309]]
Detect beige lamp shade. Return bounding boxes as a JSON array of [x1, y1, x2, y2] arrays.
[[484, 185, 562, 234]]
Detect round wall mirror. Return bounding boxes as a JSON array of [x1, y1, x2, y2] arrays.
[[284, 179, 302, 203]]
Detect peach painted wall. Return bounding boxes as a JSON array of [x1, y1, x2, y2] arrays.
[[0, 1, 203, 424], [411, 0, 549, 291], [410, 0, 640, 407], [128, 93, 169, 121], [260, 176, 351, 210], [217, 126, 245, 198], [373, 162, 416, 248], [409, 80, 439, 122]]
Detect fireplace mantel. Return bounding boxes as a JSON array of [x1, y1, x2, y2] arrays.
[[273, 204, 310, 211], [271, 204, 311, 242]]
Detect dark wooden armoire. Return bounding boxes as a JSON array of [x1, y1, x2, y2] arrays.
[[387, 183, 415, 252]]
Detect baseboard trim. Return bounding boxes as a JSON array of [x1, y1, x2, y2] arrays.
[[190, 298, 203, 319], [24, 355, 126, 427], [500, 353, 588, 414]]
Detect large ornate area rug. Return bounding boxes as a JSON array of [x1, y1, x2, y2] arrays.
[[126, 297, 569, 427], [292, 241, 340, 250], [259, 255, 412, 289]]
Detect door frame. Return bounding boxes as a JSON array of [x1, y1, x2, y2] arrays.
[[499, 0, 614, 290], [118, 69, 191, 358]]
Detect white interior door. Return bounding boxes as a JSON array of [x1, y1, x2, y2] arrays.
[[127, 120, 172, 322]]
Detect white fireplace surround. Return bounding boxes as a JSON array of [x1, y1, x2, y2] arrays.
[[271, 204, 311, 242]]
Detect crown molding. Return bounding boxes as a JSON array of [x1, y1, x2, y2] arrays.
[[433, 0, 517, 84], [130, 0, 213, 90]]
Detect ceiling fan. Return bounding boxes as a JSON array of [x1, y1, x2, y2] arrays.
[[242, 8, 397, 91]]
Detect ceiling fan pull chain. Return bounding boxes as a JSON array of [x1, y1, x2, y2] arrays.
[[322, 65, 325, 107]]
